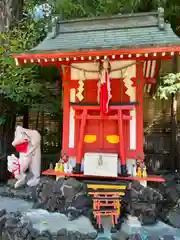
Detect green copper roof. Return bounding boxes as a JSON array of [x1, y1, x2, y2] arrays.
[[31, 8, 180, 53]]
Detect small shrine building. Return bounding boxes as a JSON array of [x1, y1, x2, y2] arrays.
[[13, 8, 180, 177]]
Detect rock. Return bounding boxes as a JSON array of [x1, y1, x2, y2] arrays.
[[45, 193, 65, 213], [80, 233, 91, 240], [57, 228, 68, 240], [165, 207, 180, 228], [150, 173, 180, 225], [36, 177, 55, 204], [163, 235, 175, 240], [138, 209, 157, 225], [32, 176, 67, 215], [163, 174, 176, 183], [0, 215, 6, 231], [1, 231, 10, 240], [126, 180, 165, 225], [41, 230, 53, 239], [5, 215, 19, 229], [0, 209, 6, 232], [111, 230, 129, 240], [53, 178, 64, 194], [17, 224, 30, 238], [164, 187, 179, 203], [62, 178, 85, 202], [128, 233, 142, 240], [28, 186, 38, 201], [13, 210, 22, 218], [131, 181, 144, 192], [87, 232, 98, 239], [0, 209, 6, 217], [96, 238, 109, 240], [130, 181, 163, 203], [7, 179, 17, 187], [28, 227, 40, 238], [75, 230, 84, 239], [147, 236, 160, 240], [129, 188, 139, 201], [68, 231, 76, 240]]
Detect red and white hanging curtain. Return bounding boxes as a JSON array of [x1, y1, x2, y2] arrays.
[[99, 61, 112, 115]]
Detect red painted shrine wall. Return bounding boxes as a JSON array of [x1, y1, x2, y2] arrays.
[[74, 79, 130, 154], [62, 63, 144, 162]]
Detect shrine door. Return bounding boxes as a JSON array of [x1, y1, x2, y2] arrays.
[[75, 79, 130, 155]]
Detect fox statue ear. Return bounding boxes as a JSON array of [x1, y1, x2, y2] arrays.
[[16, 125, 24, 132], [15, 126, 24, 137]]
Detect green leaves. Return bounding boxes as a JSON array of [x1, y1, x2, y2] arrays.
[[49, 0, 180, 21], [0, 117, 7, 125], [157, 73, 180, 99], [0, 6, 51, 108]]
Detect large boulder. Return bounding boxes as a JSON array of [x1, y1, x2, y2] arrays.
[[126, 181, 163, 225], [151, 173, 180, 226], [1, 176, 94, 223]]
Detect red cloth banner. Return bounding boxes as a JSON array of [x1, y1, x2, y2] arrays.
[[100, 69, 112, 115]]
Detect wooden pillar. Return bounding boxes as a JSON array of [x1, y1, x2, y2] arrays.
[[62, 66, 71, 154], [117, 109, 126, 175], [136, 62, 144, 162]]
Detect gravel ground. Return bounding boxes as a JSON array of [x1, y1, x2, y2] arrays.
[[21, 209, 96, 234], [0, 196, 33, 212]]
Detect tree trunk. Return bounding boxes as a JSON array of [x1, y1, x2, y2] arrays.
[[171, 55, 179, 171], [0, 0, 23, 32], [36, 111, 40, 129], [40, 110, 44, 147], [0, 95, 17, 182], [23, 106, 29, 128], [171, 93, 177, 171]]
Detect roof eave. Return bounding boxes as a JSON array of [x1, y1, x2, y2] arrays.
[[13, 44, 180, 61]]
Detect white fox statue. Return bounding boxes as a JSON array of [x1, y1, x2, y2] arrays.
[[7, 126, 41, 188]]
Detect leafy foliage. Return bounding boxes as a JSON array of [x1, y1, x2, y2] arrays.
[[0, 5, 60, 114], [157, 73, 180, 99], [46, 0, 180, 20]]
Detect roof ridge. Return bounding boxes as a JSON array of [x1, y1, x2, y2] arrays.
[[53, 11, 158, 24], [28, 7, 179, 54], [57, 24, 158, 35], [49, 9, 164, 39]]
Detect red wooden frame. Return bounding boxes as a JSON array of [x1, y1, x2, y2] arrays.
[[62, 66, 71, 155], [62, 72, 144, 163], [76, 109, 87, 164], [42, 169, 165, 182], [43, 57, 148, 170], [136, 62, 144, 161], [72, 105, 135, 167], [61, 74, 137, 158], [72, 105, 135, 110], [13, 46, 180, 62]]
